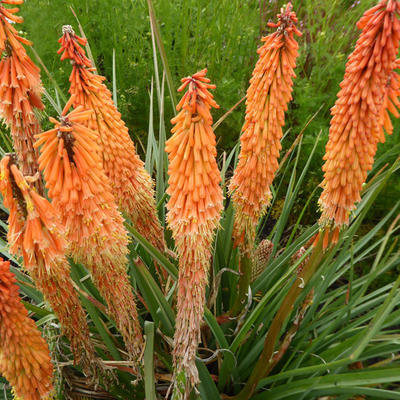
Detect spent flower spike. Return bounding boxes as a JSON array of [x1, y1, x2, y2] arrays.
[[0, 0, 44, 192], [34, 103, 144, 363], [57, 26, 165, 253], [319, 0, 400, 238], [0, 257, 54, 400], [229, 2, 301, 254], [166, 69, 223, 394], [0, 154, 100, 378]]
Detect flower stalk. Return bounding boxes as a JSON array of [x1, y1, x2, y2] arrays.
[[166, 69, 223, 396], [229, 2, 301, 316], [319, 0, 400, 240], [232, 235, 325, 400]]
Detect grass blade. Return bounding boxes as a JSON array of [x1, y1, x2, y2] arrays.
[[125, 223, 177, 279], [112, 48, 118, 108], [146, 0, 177, 112]]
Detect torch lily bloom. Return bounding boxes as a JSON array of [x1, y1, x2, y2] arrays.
[[57, 26, 165, 253], [0, 257, 54, 400], [319, 0, 400, 235], [166, 69, 223, 392], [0, 155, 100, 378], [229, 3, 301, 254], [35, 104, 144, 363], [379, 58, 400, 138], [0, 0, 44, 193]]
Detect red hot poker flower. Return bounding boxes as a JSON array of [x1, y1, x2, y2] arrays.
[[0, 0, 44, 192], [229, 3, 301, 254], [166, 69, 223, 392], [57, 26, 165, 253], [0, 257, 54, 400], [35, 104, 144, 363], [319, 0, 400, 234], [0, 155, 100, 378], [379, 59, 400, 138]]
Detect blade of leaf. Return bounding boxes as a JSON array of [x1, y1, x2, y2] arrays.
[[144, 321, 156, 400]]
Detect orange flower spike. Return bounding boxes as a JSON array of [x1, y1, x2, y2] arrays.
[[319, 0, 400, 230], [0, 0, 44, 193], [35, 106, 144, 363], [166, 69, 223, 391], [229, 3, 301, 254], [0, 258, 54, 400], [0, 155, 100, 378], [57, 26, 165, 254], [379, 59, 400, 138]]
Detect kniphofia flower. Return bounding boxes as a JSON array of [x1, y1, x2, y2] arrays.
[[166, 69, 223, 391], [0, 0, 44, 192], [57, 26, 165, 253], [229, 3, 301, 254], [0, 155, 99, 377], [0, 257, 53, 400], [380, 59, 400, 138], [35, 103, 144, 362], [319, 0, 400, 237]]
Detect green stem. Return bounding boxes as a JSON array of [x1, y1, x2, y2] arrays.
[[232, 235, 325, 400], [146, 0, 177, 111], [230, 252, 252, 316]]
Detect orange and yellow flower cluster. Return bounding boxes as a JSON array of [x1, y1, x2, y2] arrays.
[[229, 3, 301, 254], [0, 257, 53, 400], [319, 0, 400, 232], [0, 154, 99, 377], [57, 26, 165, 252], [166, 69, 223, 389], [0, 0, 44, 192], [35, 105, 143, 362]]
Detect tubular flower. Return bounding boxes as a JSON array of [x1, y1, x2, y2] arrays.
[[0, 257, 53, 400], [0, 0, 44, 192], [229, 3, 301, 254], [57, 26, 164, 253], [319, 0, 400, 232], [379, 58, 400, 138], [34, 104, 144, 362], [166, 69, 223, 391], [0, 155, 99, 377]]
